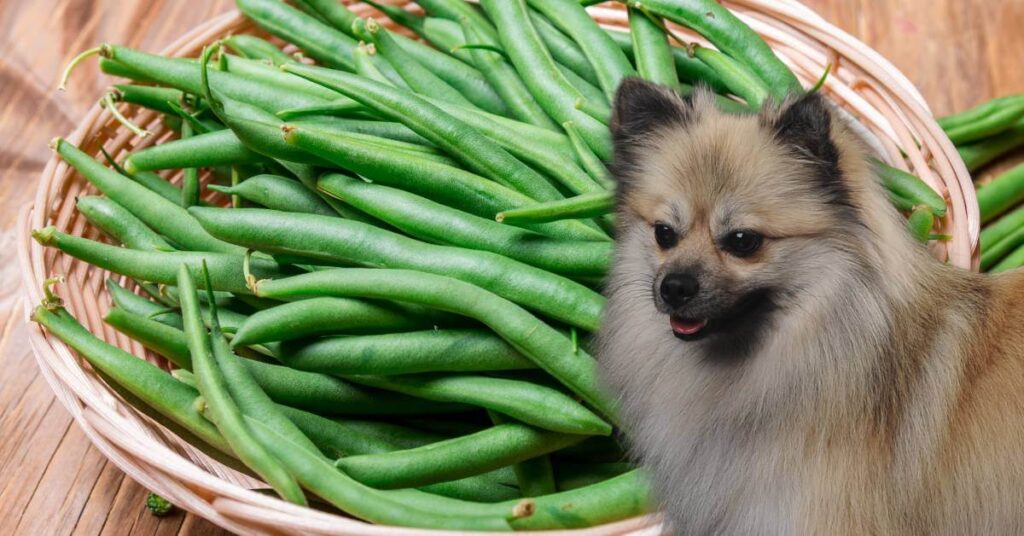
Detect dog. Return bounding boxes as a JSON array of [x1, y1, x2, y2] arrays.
[[596, 79, 1024, 535]]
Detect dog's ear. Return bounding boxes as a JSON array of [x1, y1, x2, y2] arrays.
[[610, 78, 695, 188], [768, 93, 847, 206]]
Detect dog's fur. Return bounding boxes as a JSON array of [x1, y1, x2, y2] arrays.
[[597, 79, 1024, 535]]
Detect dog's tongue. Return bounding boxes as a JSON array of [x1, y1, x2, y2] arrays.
[[671, 317, 708, 336]]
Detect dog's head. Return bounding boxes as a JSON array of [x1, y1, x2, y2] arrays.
[[607, 80, 872, 361]]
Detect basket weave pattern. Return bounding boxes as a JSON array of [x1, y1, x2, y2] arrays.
[[17, 1, 977, 534]]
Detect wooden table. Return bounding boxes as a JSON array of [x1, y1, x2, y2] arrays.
[[1, 1, 1021, 534]]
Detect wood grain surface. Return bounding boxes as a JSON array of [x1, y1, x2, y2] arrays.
[[1, 1, 1022, 534]]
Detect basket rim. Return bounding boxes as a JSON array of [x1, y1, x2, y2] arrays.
[[18, 1, 977, 534]]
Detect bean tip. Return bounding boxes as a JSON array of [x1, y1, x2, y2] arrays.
[[122, 158, 139, 175], [495, 212, 506, 223], [511, 500, 535, 519], [41, 275, 65, 312], [31, 226, 57, 246], [48, 137, 63, 152], [280, 124, 297, 142]]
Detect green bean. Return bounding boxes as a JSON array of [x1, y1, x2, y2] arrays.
[[44, 299, 517, 522], [288, 409, 520, 502], [481, 0, 613, 160], [112, 84, 187, 115], [526, 0, 635, 101], [285, 98, 594, 196], [604, 28, 731, 93], [178, 265, 306, 504], [981, 225, 1024, 270], [105, 302, 464, 416], [992, 242, 1024, 272], [32, 227, 280, 294], [526, 9, 601, 87], [693, 45, 769, 109], [390, 29, 511, 117], [563, 121, 613, 188], [222, 55, 348, 103], [205, 291, 320, 454], [352, 40, 395, 86], [497, 191, 614, 224], [290, 0, 359, 37], [628, 8, 678, 89], [253, 268, 614, 416], [280, 97, 575, 162], [361, 0, 426, 34], [388, 469, 653, 528], [235, 0, 356, 71], [888, 190, 917, 213], [54, 138, 241, 254], [32, 304, 230, 457], [122, 129, 267, 173], [318, 174, 611, 275], [104, 307, 194, 368], [245, 418, 514, 530], [99, 57, 151, 81], [106, 278, 182, 328], [977, 163, 1024, 223], [944, 98, 1024, 146], [957, 119, 1024, 172], [355, 18, 477, 109], [178, 121, 201, 207], [558, 65, 611, 119], [189, 208, 605, 329], [554, 462, 634, 491], [76, 196, 173, 252], [510, 470, 650, 529], [336, 422, 582, 489], [207, 174, 332, 217], [871, 159, 948, 218], [631, 0, 802, 100], [414, 97, 602, 195], [286, 408, 518, 500], [906, 206, 934, 243], [282, 63, 565, 202], [204, 169, 395, 227], [462, 21, 560, 130], [981, 206, 1024, 253], [283, 130, 606, 242], [278, 329, 535, 375], [285, 114, 429, 145], [231, 297, 428, 346], [415, 0, 495, 38], [938, 94, 1024, 132], [489, 412, 556, 497], [346, 374, 609, 436], [100, 148, 185, 204], [100, 45, 330, 113], [280, 407, 412, 458], [296, 123, 455, 166], [224, 34, 296, 66]]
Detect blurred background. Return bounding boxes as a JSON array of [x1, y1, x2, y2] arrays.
[[0, 1, 1021, 534]]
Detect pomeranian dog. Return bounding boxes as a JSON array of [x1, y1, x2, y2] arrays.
[[597, 79, 1024, 535]]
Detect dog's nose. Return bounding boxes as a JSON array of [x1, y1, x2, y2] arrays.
[[660, 273, 699, 306]]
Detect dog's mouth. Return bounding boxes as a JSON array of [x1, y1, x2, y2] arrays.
[[665, 288, 779, 346], [670, 316, 709, 340]]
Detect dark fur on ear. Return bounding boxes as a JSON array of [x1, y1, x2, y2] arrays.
[[768, 92, 849, 208], [610, 78, 695, 188]]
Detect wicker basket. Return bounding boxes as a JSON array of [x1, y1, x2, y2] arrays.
[[17, 1, 978, 534]]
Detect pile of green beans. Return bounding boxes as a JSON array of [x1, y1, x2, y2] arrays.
[[938, 95, 1024, 271], [38, 0, 1023, 530]]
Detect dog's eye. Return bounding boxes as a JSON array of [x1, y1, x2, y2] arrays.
[[722, 230, 763, 257], [654, 223, 678, 249]]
